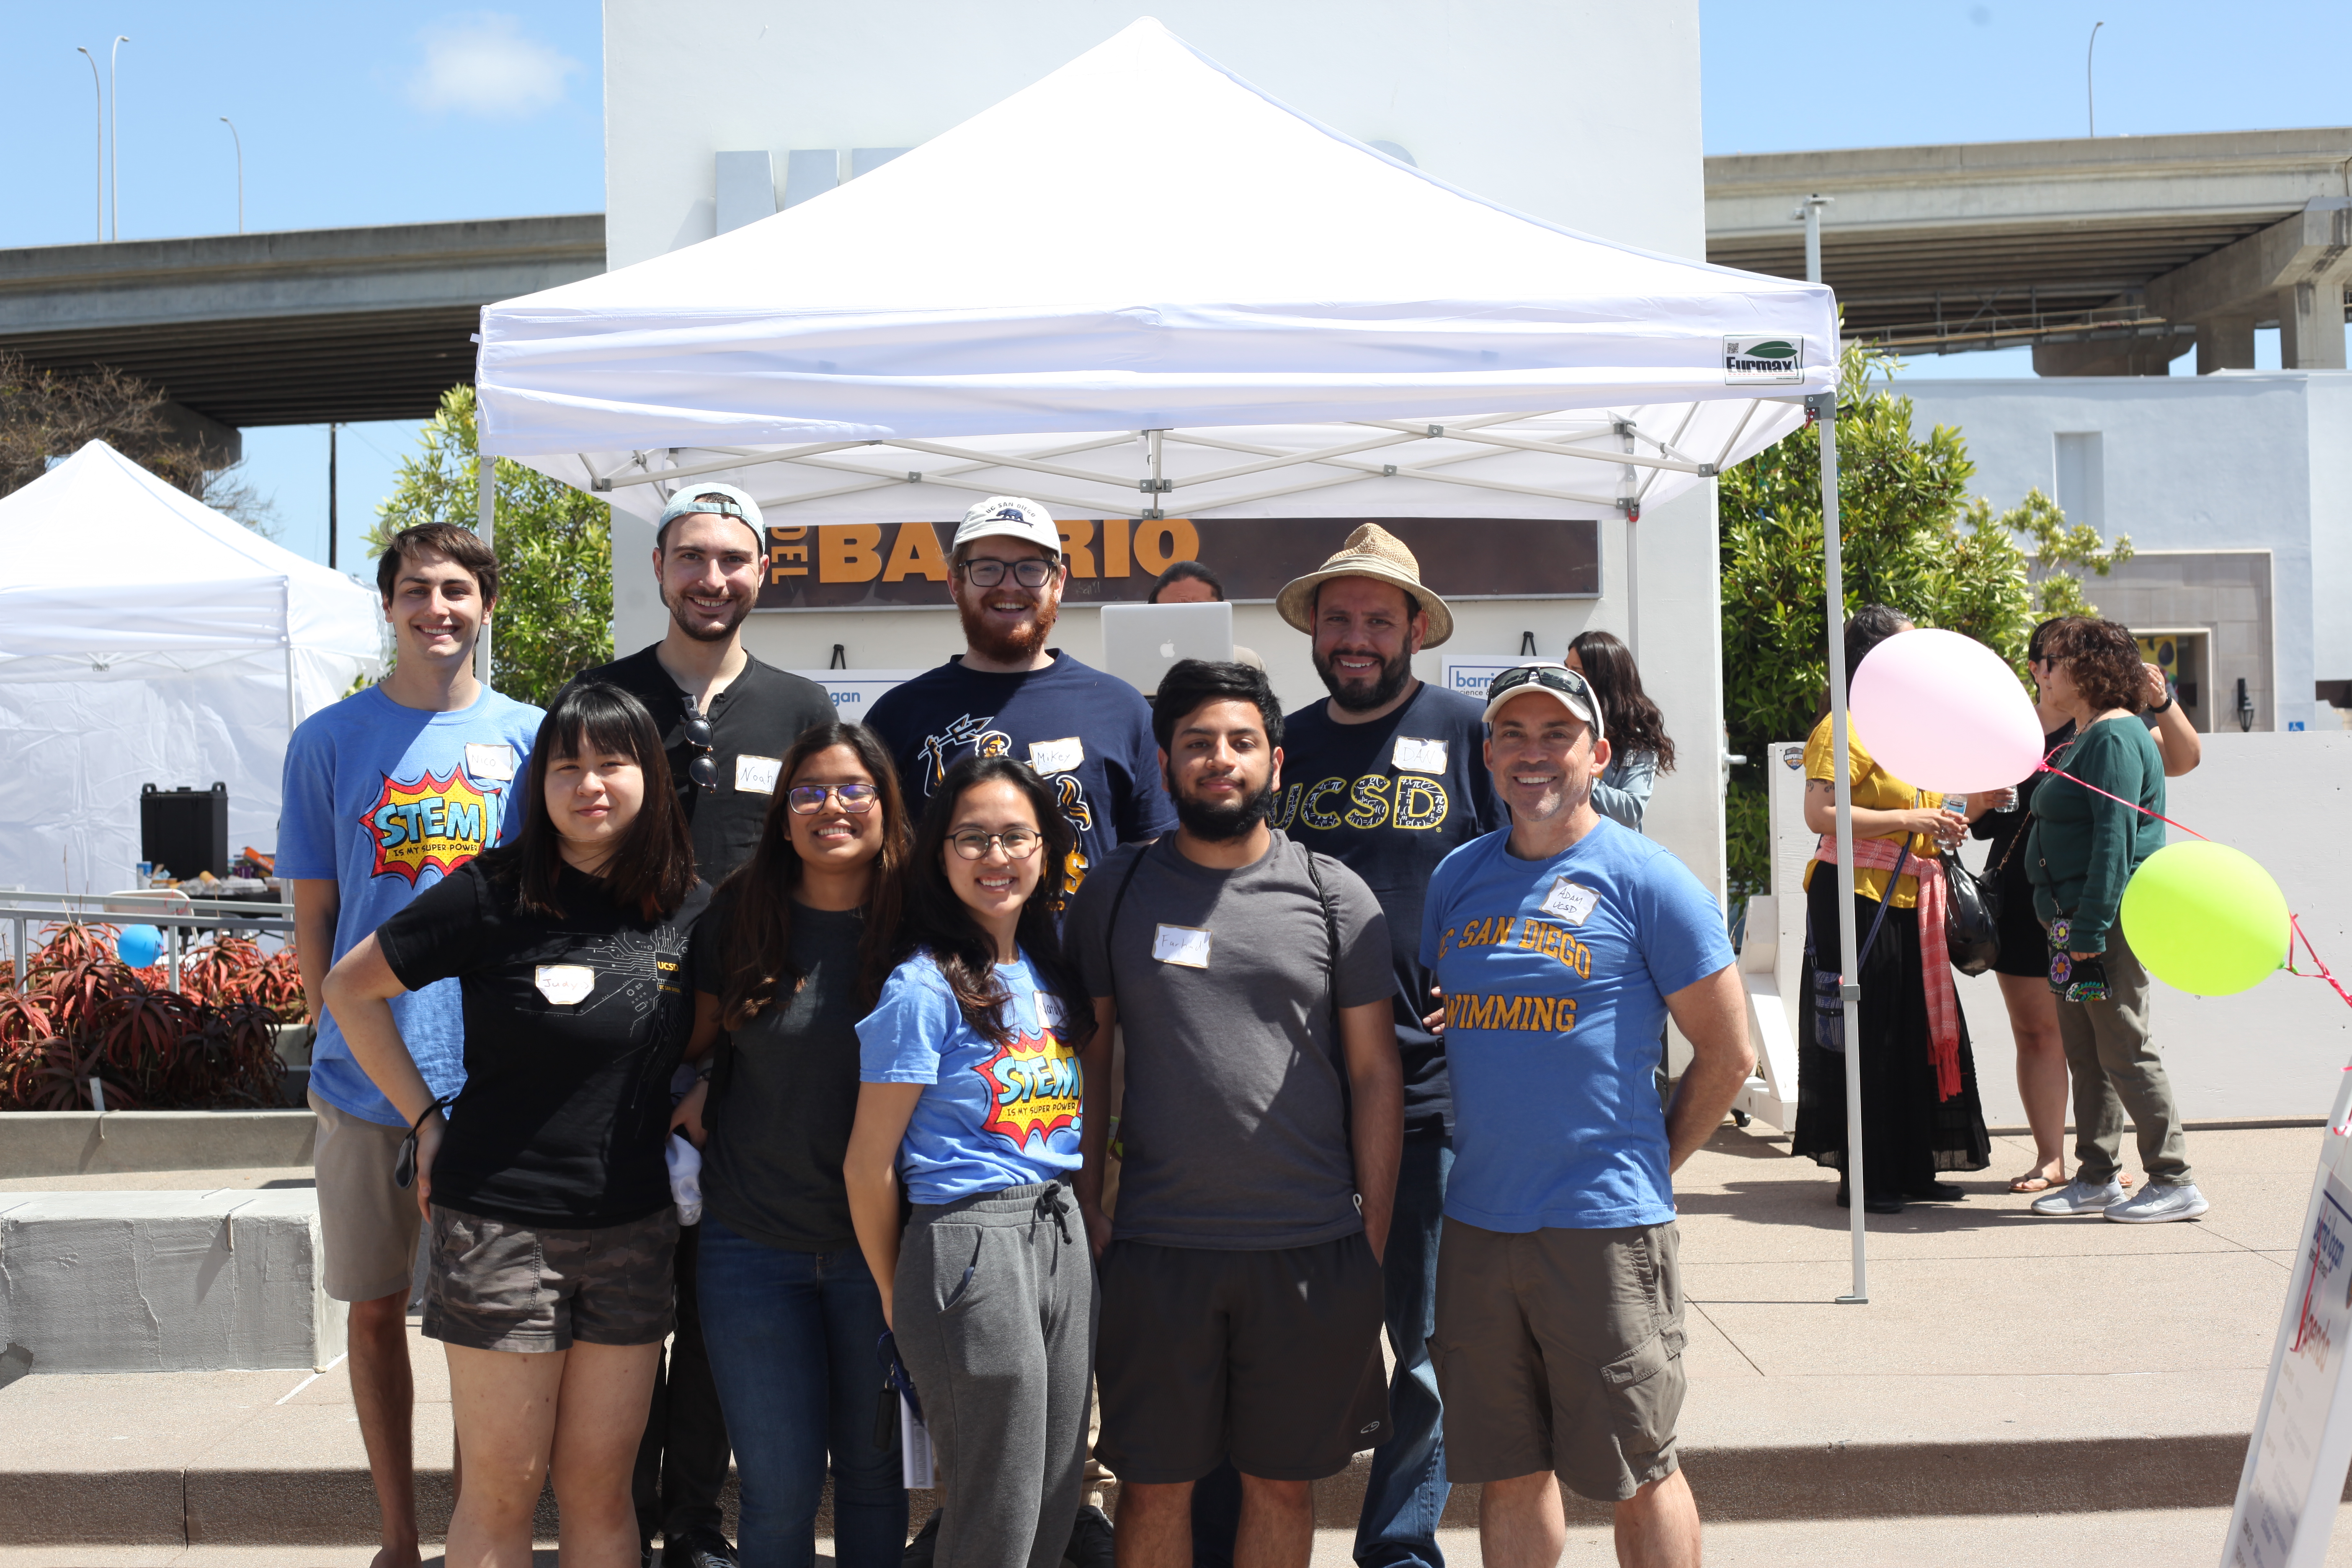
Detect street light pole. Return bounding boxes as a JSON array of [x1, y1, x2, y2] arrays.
[[108, 35, 129, 242], [219, 118, 243, 234], [74, 48, 101, 242], [2087, 21, 2104, 138]]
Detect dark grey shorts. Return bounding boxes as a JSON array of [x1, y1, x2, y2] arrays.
[[1430, 1217, 1686, 1501], [422, 1204, 678, 1353]]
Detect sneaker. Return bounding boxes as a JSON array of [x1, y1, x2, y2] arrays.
[[2104, 1182, 2210, 1224], [1066, 1504, 1117, 1568], [2030, 1177, 2125, 1216], [663, 1537, 740, 1568], [904, 1512, 941, 1567]]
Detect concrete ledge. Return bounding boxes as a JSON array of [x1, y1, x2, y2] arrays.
[[0, 1112, 316, 1180]]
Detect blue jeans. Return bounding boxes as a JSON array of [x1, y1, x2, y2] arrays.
[[696, 1217, 906, 1568], [1189, 1137, 1453, 1568]]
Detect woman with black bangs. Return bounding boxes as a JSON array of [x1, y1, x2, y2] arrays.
[[668, 721, 913, 1568], [326, 681, 709, 1568], [843, 754, 1096, 1568]]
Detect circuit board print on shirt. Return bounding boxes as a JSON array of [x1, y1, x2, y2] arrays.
[[972, 1022, 1082, 1152], [912, 711, 1100, 894], [364, 769, 503, 884], [1272, 773, 1451, 834], [526, 928, 691, 1019]]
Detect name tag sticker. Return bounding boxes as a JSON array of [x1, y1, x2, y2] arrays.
[[1151, 923, 1213, 969], [1033, 990, 1068, 1031], [735, 754, 782, 794], [534, 964, 596, 1006], [1028, 737, 1085, 776], [464, 743, 516, 782], [1392, 736, 1448, 775], [1542, 878, 1601, 926]]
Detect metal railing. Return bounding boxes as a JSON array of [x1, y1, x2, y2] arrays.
[[1, 889, 294, 993]]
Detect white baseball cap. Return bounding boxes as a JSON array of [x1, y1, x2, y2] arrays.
[[951, 496, 1062, 557], [658, 482, 764, 544], [1480, 662, 1604, 741]]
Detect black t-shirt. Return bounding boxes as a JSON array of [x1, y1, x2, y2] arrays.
[[864, 650, 1177, 902], [687, 886, 869, 1251], [1974, 719, 2076, 901], [377, 858, 711, 1229], [571, 645, 838, 883], [1274, 681, 1503, 1140]]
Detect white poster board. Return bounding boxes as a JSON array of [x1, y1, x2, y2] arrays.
[[790, 670, 924, 720], [2226, 1075, 2352, 1566], [1438, 654, 1531, 707]]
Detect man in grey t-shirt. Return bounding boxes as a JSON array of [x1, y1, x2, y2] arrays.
[[1071, 660, 1404, 1568]]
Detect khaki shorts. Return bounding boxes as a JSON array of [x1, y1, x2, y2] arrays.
[[1430, 1217, 1687, 1502], [423, 1204, 678, 1353], [308, 1088, 423, 1304]]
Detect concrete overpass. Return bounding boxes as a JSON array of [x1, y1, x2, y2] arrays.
[[1706, 128, 2352, 374], [0, 214, 603, 459]]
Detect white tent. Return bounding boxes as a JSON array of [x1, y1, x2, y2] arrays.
[[477, 17, 1835, 529], [0, 440, 384, 894]]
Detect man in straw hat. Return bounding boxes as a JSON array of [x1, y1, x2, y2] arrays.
[[1424, 661, 1751, 1567], [1190, 524, 1501, 1568]]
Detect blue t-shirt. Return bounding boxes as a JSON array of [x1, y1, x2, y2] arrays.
[[855, 950, 1083, 1206], [1421, 819, 1732, 1232], [277, 683, 544, 1124], [864, 651, 1176, 903]]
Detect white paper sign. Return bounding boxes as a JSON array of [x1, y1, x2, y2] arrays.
[[1029, 737, 1085, 776], [1393, 736, 1449, 776], [534, 964, 596, 1006], [1542, 878, 1601, 926], [464, 743, 516, 781], [900, 1392, 935, 1488], [1152, 923, 1213, 969], [734, 754, 782, 794]]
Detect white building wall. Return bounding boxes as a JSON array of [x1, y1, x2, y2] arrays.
[[1900, 371, 2351, 732]]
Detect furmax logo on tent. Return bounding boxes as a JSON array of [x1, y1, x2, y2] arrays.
[[1723, 335, 1804, 384]]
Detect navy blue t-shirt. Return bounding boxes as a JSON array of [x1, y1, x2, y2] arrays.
[[1276, 682, 1501, 1139], [865, 650, 1176, 901]]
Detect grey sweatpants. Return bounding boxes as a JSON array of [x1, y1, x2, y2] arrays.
[[895, 1178, 1094, 1568], [2051, 922, 2193, 1186]]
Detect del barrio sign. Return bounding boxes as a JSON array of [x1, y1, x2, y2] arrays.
[[755, 517, 1599, 611]]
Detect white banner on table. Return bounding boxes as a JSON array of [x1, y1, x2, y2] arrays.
[[2225, 1081, 2352, 1567], [790, 670, 924, 718]]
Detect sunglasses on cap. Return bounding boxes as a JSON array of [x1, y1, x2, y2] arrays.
[[1481, 663, 1604, 740]]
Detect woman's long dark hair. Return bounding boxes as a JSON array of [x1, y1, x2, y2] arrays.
[[1842, 604, 1912, 697], [717, 722, 909, 1028], [901, 756, 1092, 1048], [493, 681, 696, 921], [1569, 629, 1676, 774]]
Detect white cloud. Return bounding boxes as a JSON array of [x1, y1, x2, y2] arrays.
[[408, 14, 579, 118]]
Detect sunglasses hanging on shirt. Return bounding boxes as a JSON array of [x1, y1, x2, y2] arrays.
[[678, 695, 720, 794]]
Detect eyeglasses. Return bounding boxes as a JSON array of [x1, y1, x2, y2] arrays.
[[787, 782, 880, 815], [949, 828, 1043, 861], [678, 697, 719, 793], [959, 557, 1056, 589]]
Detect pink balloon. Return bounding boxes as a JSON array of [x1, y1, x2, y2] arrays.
[[1847, 628, 2043, 792]]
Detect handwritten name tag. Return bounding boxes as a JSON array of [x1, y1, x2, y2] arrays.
[[1029, 737, 1085, 776], [1542, 877, 1601, 926], [464, 743, 516, 782], [535, 964, 596, 1006], [1392, 736, 1449, 775], [735, 754, 782, 794], [1151, 923, 1213, 969]]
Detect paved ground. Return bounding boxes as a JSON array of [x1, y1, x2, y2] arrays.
[[0, 1121, 2338, 1561]]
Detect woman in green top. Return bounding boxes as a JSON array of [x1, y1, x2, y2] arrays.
[[2024, 617, 2208, 1223]]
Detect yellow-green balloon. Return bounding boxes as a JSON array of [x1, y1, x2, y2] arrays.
[[2119, 841, 2289, 996]]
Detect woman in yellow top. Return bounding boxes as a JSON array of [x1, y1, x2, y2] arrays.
[[1791, 606, 1992, 1215]]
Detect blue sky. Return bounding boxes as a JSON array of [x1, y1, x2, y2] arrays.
[[10, 1, 2344, 567]]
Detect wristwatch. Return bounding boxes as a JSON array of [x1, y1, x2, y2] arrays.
[[2150, 688, 2174, 714]]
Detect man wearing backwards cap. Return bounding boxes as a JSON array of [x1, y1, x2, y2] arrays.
[[1420, 663, 1751, 1568], [570, 482, 833, 1568], [866, 496, 1175, 900], [1186, 524, 1499, 1568]]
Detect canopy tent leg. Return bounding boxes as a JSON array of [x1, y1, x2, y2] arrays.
[[284, 579, 299, 739], [475, 454, 495, 689], [1814, 389, 1869, 1306]]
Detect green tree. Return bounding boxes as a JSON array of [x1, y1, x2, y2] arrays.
[[0, 350, 278, 533], [1718, 342, 2133, 895], [370, 385, 613, 707]]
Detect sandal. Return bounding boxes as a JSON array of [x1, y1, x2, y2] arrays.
[[2011, 1168, 2063, 1193]]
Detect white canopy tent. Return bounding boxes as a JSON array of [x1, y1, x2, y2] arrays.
[[477, 18, 1884, 1296], [0, 440, 384, 894]]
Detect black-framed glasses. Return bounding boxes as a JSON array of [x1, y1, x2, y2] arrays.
[[959, 557, 1056, 589], [678, 697, 719, 793], [949, 827, 1043, 861], [787, 782, 880, 815]]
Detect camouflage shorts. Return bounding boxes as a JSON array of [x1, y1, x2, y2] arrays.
[[423, 1204, 678, 1352]]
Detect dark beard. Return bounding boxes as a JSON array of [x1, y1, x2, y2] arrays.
[[1172, 772, 1277, 841], [662, 581, 751, 642], [1315, 643, 1415, 713], [957, 595, 1057, 665]]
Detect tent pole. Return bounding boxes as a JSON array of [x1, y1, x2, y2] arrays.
[[284, 580, 299, 740], [475, 454, 495, 689], [1814, 389, 1868, 1305]]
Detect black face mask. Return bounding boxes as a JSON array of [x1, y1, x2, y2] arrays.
[[1171, 771, 1278, 842]]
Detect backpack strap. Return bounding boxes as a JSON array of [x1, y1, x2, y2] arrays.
[[1299, 845, 1343, 1029], [1099, 839, 1155, 1015]]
